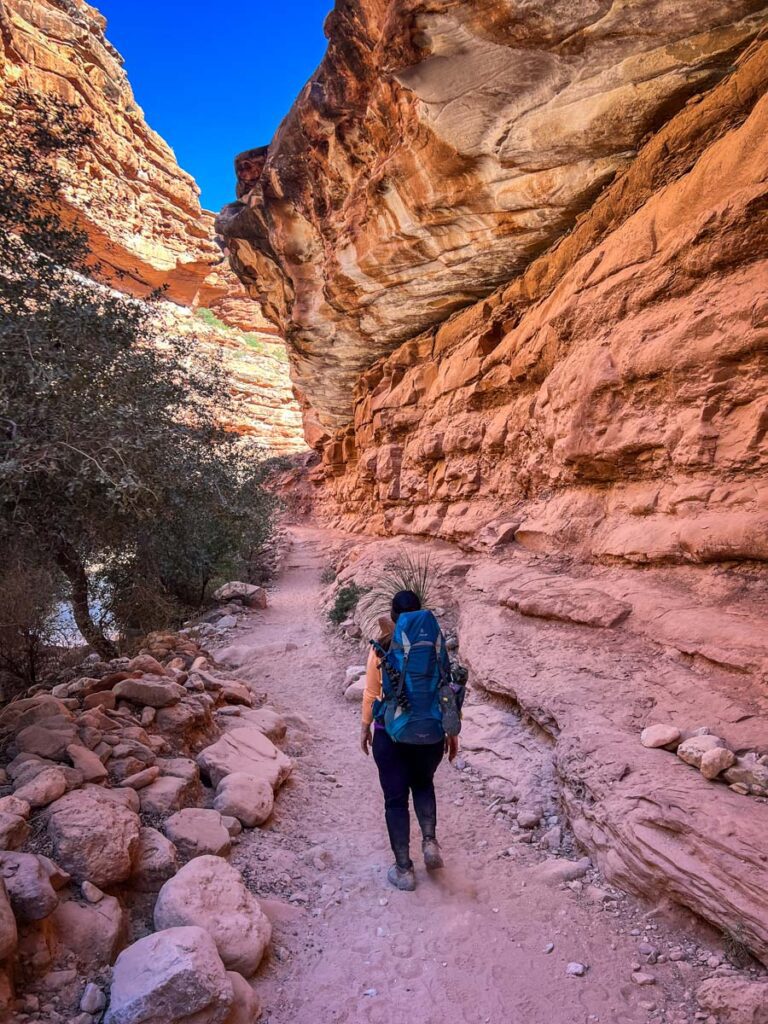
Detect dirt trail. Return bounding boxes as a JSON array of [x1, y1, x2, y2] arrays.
[[223, 529, 707, 1024]]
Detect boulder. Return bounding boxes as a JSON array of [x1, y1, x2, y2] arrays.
[[156, 757, 201, 784], [104, 926, 234, 1024], [66, 743, 108, 782], [700, 747, 737, 780], [13, 766, 72, 807], [84, 690, 117, 711], [197, 728, 292, 790], [723, 756, 768, 794], [0, 853, 59, 921], [213, 582, 267, 609], [213, 773, 274, 828], [113, 678, 186, 708], [223, 971, 261, 1024], [343, 678, 365, 702], [154, 856, 271, 976], [0, 796, 30, 819], [122, 765, 161, 790], [139, 775, 200, 816], [696, 977, 768, 1024], [47, 789, 141, 887], [0, 881, 17, 961], [131, 828, 179, 892], [15, 720, 78, 760], [677, 734, 727, 769], [83, 783, 140, 813], [164, 809, 231, 861], [640, 724, 681, 749], [126, 654, 168, 676], [50, 892, 129, 965], [0, 694, 72, 734], [0, 812, 30, 851], [233, 706, 287, 742]]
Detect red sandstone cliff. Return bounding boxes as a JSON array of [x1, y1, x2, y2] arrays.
[[0, 0, 305, 451]]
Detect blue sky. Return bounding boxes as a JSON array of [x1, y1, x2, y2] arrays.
[[98, 0, 332, 212]]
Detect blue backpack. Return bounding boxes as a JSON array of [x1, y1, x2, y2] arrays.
[[371, 609, 456, 745]]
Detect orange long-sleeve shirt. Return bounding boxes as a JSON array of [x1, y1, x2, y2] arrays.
[[362, 617, 393, 727]]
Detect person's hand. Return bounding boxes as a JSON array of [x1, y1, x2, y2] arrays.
[[361, 723, 372, 756], [445, 735, 459, 762]]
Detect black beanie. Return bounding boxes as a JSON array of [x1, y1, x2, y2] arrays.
[[391, 589, 421, 621]]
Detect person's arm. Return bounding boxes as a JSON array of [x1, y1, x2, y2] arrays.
[[360, 646, 382, 755]]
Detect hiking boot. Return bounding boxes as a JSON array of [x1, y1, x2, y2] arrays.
[[387, 864, 416, 891], [422, 838, 444, 870]]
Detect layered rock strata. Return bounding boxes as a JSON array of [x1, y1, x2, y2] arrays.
[[310, 36, 768, 565], [219, 0, 768, 435]]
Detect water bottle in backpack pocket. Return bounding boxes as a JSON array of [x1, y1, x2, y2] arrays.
[[371, 609, 464, 744]]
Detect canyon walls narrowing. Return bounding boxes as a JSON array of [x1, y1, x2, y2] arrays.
[[220, 1, 768, 564]]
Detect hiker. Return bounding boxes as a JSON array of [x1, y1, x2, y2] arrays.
[[360, 589, 461, 892]]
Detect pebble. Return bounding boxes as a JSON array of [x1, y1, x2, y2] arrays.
[[632, 971, 656, 986], [566, 962, 587, 977], [378, 898, 388, 907], [363, 988, 378, 997], [544, 943, 555, 954], [80, 983, 106, 1014]]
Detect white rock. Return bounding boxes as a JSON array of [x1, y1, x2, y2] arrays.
[[154, 856, 271, 977], [80, 983, 106, 1014], [104, 926, 234, 1024]]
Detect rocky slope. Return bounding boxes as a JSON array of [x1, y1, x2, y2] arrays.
[[218, 0, 768, 438], [0, 594, 292, 1023], [0, 0, 305, 451]]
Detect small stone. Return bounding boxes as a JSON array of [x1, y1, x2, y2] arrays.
[[544, 943, 555, 954], [81, 881, 104, 903], [80, 983, 106, 1014], [566, 962, 587, 976], [632, 971, 656, 986]]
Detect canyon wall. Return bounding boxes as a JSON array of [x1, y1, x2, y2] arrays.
[[218, 0, 768, 440], [315, 33, 768, 565], [0, 0, 305, 451]]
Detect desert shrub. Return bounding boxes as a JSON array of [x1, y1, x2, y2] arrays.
[[320, 563, 337, 586], [357, 549, 434, 637], [328, 583, 366, 626], [0, 89, 278, 657]]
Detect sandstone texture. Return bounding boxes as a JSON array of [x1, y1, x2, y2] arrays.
[[154, 855, 272, 976], [219, 0, 768, 441], [301, 36, 768, 570]]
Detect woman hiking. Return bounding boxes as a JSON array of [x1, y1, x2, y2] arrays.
[[360, 589, 459, 891]]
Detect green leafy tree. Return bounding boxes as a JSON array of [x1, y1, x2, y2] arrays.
[[0, 89, 276, 659]]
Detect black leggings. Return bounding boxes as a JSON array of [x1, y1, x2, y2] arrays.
[[372, 728, 444, 869]]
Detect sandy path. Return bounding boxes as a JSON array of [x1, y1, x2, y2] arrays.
[[223, 529, 703, 1024]]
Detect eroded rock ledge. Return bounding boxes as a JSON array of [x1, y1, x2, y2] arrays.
[[218, 0, 767, 436], [309, 36, 768, 567]]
